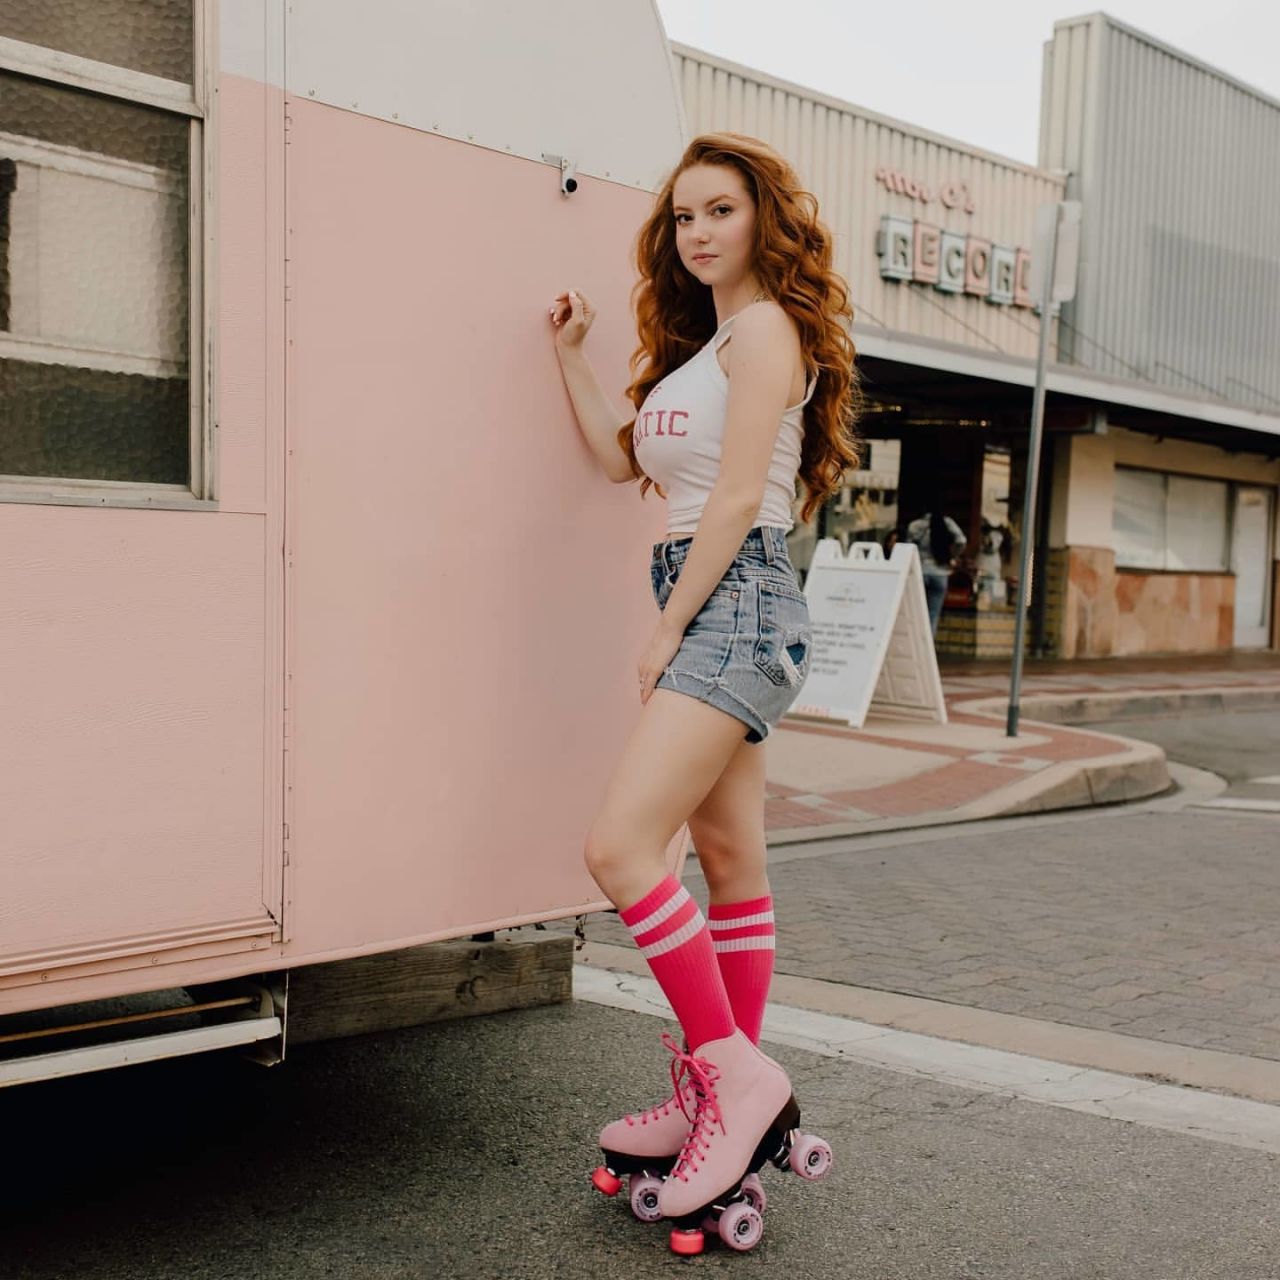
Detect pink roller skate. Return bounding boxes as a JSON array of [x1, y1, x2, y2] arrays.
[[590, 1035, 765, 1225], [657, 1029, 833, 1255]]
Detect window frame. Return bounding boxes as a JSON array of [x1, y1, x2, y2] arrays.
[[1112, 464, 1233, 574], [0, 5, 218, 511]]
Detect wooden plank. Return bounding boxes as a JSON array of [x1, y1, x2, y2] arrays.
[[285, 934, 573, 1045]]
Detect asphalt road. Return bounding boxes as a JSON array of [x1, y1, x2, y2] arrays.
[[4, 708, 1278, 1278], [2, 998, 1278, 1280]]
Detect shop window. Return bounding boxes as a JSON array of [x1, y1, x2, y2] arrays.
[[826, 439, 901, 550], [1113, 468, 1164, 568], [0, 4, 207, 497], [1113, 468, 1229, 572]]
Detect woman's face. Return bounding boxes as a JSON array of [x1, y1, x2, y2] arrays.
[[671, 163, 757, 287]]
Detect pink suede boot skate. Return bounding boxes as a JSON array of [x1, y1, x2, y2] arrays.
[[658, 1029, 833, 1255], [591, 1035, 765, 1224]]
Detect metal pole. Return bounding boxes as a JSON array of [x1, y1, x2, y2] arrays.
[[1007, 209, 1059, 737]]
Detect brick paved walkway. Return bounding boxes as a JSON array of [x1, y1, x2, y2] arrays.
[[761, 652, 1280, 834], [943, 649, 1280, 681], [573, 809, 1280, 1063], [763, 710, 1141, 831], [563, 655, 1280, 1066], [941, 650, 1280, 703]]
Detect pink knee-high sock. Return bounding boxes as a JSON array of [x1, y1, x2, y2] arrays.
[[708, 894, 776, 1045], [620, 876, 736, 1053]]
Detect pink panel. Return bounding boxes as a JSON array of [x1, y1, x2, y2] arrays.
[[216, 71, 289, 943], [0, 505, 270, 970], [215, 72, 283, 514], [285, 100, 682, 951]]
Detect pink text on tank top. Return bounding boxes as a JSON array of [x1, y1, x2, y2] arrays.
[[632, 407, 689, 441], [631, 310, 818, 536]]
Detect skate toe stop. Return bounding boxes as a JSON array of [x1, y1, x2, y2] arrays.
[[670, 1228, 706, 1256]]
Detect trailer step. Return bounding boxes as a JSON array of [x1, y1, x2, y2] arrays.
[[0, 983, 283, 1088], [0, 1016, 281, 1088]]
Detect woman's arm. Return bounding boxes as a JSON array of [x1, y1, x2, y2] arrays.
[[555, 344, 635, 484]]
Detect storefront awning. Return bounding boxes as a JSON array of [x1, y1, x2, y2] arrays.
[[853, 324, 1280, 443]]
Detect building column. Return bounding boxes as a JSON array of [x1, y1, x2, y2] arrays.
[[1047, 428, 1118, 659]]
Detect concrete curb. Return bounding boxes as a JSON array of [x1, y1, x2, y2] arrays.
[[969, 740, 1170, 818], [955, 684, 1280, 726], [767, 709, 1171, 846], [576, 941, 1280, 1107], [952, 698, 1172, 816]]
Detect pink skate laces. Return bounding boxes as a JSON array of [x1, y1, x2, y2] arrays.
[[661, 1032, 726, 1181], [626, 1090, 683, 1128], [623, 1035, 697, 1127]]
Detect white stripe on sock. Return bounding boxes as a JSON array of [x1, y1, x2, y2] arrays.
[[627, 885, 692, 939], [639, 911, 706, 960], [710, 910, 775, 930], [713, 936, 776, 953]]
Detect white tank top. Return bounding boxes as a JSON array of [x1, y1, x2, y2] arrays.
[[632, 309, 818, 536]]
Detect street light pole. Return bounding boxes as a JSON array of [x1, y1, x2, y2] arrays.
[[1006, 211, 1059, 738]]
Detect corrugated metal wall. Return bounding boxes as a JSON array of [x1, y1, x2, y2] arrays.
[[1040, 14, 1280, 413], [671, 43, 1065, 362]]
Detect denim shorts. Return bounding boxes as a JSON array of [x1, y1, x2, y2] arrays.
[[649, 525, 813, 743]]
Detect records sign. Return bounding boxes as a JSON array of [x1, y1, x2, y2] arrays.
[[876, 215, 1033, 309]]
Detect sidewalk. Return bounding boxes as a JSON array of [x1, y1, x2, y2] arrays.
[[941, 649, 1280, 724], [764, 651, 1280, 839]]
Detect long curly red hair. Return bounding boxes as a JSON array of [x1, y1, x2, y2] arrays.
[[615, 132, 863, 524]]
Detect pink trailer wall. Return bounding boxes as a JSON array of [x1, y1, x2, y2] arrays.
[[0, 503, 276, 988], [283, 101, 686, 956], [1, 0, 690, 1015]]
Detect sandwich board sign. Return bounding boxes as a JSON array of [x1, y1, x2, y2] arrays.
[[786, 540, 947, 729]]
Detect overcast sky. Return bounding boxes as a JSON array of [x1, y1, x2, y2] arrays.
[[653, 0, 1280, 166]]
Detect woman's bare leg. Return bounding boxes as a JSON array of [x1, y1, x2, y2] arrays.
[[583, 688, 752, 910], [685, 736, 769, 905]]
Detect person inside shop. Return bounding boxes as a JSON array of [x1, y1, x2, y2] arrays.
[[906, 501, 966, 637]]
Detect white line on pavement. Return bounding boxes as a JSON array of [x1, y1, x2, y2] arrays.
[[573, 964, 1280, 1157], [1192, 798, 1280, 813]]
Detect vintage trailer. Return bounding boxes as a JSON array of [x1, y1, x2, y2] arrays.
[[0, 0, 691, 1083]]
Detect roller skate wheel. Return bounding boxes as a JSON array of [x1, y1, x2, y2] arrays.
[[717, 1200, 764, 1252], [670, 1228, 706, 1256], [788, 1134, 833, 1180], [591, 1166, 622, 1197], [699, 1174, 768, 1232], [741, 1171, 768, 1215], [628, 1173, 664, 1223]]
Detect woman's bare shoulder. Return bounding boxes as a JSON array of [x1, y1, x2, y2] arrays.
[[731, 299, 803, 352]]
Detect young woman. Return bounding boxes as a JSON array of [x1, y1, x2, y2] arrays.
[[548, 132, 861, 1254]]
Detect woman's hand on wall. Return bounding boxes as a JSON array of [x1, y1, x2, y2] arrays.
[[549, 288, 595, 351]]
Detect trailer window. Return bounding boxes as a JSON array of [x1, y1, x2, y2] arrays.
[[0, 1, 192, 82], [0, 2, 210, 503]]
